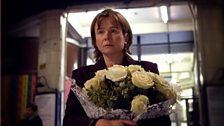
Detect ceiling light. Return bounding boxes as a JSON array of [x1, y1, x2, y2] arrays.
[[160, 6, 169, 23]]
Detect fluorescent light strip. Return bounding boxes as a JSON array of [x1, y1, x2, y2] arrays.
[[160, 6, 168, 23]]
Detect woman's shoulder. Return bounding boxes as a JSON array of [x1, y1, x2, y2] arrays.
[[140, 60, 157, 67], [72, 65, 93, 73], [71, 64, 97, 85], [138, 60, 159, 74], [72, 65, 95, 78]]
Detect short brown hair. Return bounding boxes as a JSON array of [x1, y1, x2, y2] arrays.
[[90, 8, 133, 61], [27, 103, 38, 112]]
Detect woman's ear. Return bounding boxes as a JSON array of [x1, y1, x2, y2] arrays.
[[124, 33, 129, 44]]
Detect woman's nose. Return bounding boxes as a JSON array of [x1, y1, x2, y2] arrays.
[[104, 31, 111, 40]]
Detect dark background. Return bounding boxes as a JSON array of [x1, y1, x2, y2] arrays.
[[2, 0, 224, 30], [2, 0, 130, 30]]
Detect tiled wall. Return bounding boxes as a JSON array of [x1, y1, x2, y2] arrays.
[[38, 10, 65, 91]]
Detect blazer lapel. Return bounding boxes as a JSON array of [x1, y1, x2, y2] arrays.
[[92, 58, 107, 72], [93, 54, 138, 71], [123, 54, 138, 66]]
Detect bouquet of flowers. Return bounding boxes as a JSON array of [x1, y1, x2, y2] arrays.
[[71, 65, 180, 121]]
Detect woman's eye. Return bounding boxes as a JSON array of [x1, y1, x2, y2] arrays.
[[110, 28, 119, 33], [97, 29, 104, 34]]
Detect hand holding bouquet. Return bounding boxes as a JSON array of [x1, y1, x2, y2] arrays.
[[71, 65, 180, 120]]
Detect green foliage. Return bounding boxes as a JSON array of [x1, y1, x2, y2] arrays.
[[85, 74, 137, 110]]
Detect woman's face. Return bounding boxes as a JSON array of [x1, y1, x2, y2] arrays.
[[94, 17, 127, 57], [25, 107, 34, 118]]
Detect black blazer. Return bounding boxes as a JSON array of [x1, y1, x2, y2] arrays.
[[63, 55, 171, 126]]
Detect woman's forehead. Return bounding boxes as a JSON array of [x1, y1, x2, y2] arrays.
[[96, 16, 120, 28]]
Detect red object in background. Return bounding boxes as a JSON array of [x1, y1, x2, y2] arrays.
[[65, 78, 71, 102]]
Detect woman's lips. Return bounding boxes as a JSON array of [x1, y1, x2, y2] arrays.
[[104, 44, 113, 47]]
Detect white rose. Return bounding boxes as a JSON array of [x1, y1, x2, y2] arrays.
[[106, 65, 127, 82], [127, 65, 145, 73], [131, 71, 154, 89], [154, 74, 178, 99], [154, 74, 168, 86], [84, 77, 100, 90], [95, 69, 107, 81], [147, 71, 156, 80], [131, 95, 149, 114]]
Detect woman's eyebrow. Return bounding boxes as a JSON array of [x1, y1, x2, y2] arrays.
[[110, 25, 119, 28], [97, 26, 118, 30], [96, 26, 104, 30]]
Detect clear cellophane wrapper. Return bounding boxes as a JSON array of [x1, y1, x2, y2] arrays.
[[70, 79, 180, 121]]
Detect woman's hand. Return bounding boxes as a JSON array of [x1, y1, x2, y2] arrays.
[[95, 119, 138, 126]]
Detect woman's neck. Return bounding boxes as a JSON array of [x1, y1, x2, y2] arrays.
[[103, 54, 124, 68]]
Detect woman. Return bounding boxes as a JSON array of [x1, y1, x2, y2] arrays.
[[63, 8, 171, 126], [19, 103, 43, 126]]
